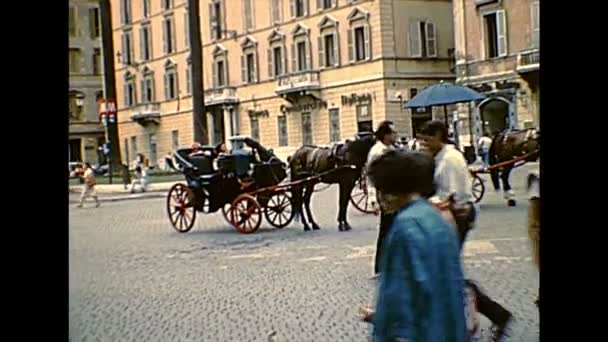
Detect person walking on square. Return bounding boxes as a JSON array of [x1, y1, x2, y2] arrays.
[[129, 165, 149, 193], [418, 120, 512, 341], [367, 120, 398, 279], [77, 162, 100, 208], [478, 133, 493, 169], [365, 150, 468, 342]]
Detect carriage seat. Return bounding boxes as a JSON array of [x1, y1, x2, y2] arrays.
[[188, 154, 216, 175]]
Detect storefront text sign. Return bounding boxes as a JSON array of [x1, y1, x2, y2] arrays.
[[341, 93, 373, 106]]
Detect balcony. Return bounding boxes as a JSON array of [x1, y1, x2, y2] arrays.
[[275, 71, 321, 101], [204, 86, 239, 106], [129, 102, 161, 125], [516, 49, 540, 74]]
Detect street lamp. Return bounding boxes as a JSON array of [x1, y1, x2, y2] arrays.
[[75, 97, 84, 107]]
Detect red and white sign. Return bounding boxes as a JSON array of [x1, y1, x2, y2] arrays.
[[99, 99, 117, 125]]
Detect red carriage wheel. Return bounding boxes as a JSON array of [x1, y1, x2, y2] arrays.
[[471, 174, 485, 203], [264, 192, 295, 229], [166, 183, 197, 233], [229, 194, 262, 234], [350, 176, 376, 214], [221, 202, 232, 224]]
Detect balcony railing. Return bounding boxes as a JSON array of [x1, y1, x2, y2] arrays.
[[517, 49, 540, 73], [131, 102, 161, 115], [204, 86, 238, 106], [275, 71, 320, 95]]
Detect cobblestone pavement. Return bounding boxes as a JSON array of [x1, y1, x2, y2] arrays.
[[69, 164, 539, 341]]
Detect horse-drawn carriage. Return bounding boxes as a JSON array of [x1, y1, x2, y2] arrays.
[[166, 136, 296, 234]]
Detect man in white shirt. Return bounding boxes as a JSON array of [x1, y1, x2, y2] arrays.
[[366, 120, 397, 278], [419, 120, 513, 341], [77, 162, 100, 208], [478, 133, 493, 168]]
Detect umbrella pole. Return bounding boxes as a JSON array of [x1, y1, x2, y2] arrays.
[[444, 105, 448, 126]]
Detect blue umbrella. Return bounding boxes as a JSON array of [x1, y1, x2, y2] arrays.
[[404, 82, 486, 125]]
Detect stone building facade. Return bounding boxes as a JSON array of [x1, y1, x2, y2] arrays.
[[111, 0, 455, 164], [453, 0, 540, 148], [69, 0, 106, 163]]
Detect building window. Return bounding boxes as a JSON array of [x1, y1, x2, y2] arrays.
[[163, 16, 176, 54], [121, 31, 133, 65], [69, 93, 83, 121], [140, 25, 152, 61], [243, 0, 254, 30], [163, 0, 173, 11], [269, 46, 284, 77], [148, 134, 158, 167], [120, 0, 131, 25], [143, 0, 151, 17], [246, 53, 255, 83], [409, 21, 437, 58], [89, 7, 100, 39], [348, 25, 371, 62], [213, 59, 226, 87], [92, 48, 102, 75], [531, 2, 539, 48], [250, 116, 260, 142], [185, 63, 192, 95], [130, 136, 138, 159], [302, 112, 312, 145], [356, 103, 372, 133], [124, 138, 130, 164], [319, 0, 334, 10], [291, 0, 307, 18], [278, 115, 288, 146], [124, 74, 136, 107], [209, 0, 224, 40], [141, 71, 155, 103], [69, 48, 81, 73], [297, 41, 307, 71], [69, 7, 77, 37], [271, 0, 282, 23], [329, 108, 340, 142], [184, 11, 190, 48], [483, 10, 507, 58], [164, 66, 178, 100], [319, 33, 338, 68], [172, 130, 179, 150]]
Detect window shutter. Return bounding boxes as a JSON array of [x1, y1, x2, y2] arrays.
[[162, 20, 168, 54], [291, 43, 296, 72], [333, 31, 340, 66], [364, 25, 371, 60], [140, 79, 145, 102], [120, 0, 126, 24], [123, 83, 129, 106], [186, 66, 191, 94], [209, 3, 216, 40], [184, 12, 190, 48], [253, 52, 258, 82], [426, 22, 437, 57], [164, 73, 169, 100], [171, 18, 177, 53], [241, 55, 247, 83], [318, 36, 325, 68], [212, 61, 218, 87], [347, 28, 354, 62], [531, 2, 539, 47], [89, 8, 96, 40], [272, 0, 280, 23], [268, 47, 274, 78], [139, 27, 145, 61], [409, 21, 421, 57], [303, 0, 308, 16], [497, 10, 508, 57], [121, 34, 128, 65], [290, 0, 295, 18], [317, 0, 322, 11], [283, 45, 288, 74], [305, 39, 311, 70]]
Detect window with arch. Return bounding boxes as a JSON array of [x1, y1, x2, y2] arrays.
[[123, 72, 137, 107], [241, 37, 259, 84], [290, 0, 308, 18], [267, 30, 288, 79], [318, 15, 340, 68], [347, 7, 371, 63], [140, 67, 156, 103], [291, 24, 311, 72], [212, 45, 229, 88], [163, 61, 178, 100]]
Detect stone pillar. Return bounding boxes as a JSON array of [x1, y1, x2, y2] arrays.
[[206, 111, 215, 145], [223, 105, 233, 150]]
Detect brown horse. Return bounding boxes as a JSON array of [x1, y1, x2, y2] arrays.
[[489, 128, 540, 206], [289, 134, 376, 231]]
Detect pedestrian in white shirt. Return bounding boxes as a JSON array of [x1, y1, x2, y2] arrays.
[[418, 120, 513, 341], [478, 133, 493, 168], [130, 165, 149, 193], [77, 162, 100, 208], [366, 120, 397, 278]]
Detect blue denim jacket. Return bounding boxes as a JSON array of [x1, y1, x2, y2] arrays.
[[373, 198, 467, 342]]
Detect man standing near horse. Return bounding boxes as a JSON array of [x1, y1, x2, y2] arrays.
[[367, 120, 398, 279], [418, 120, 513, 341]]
